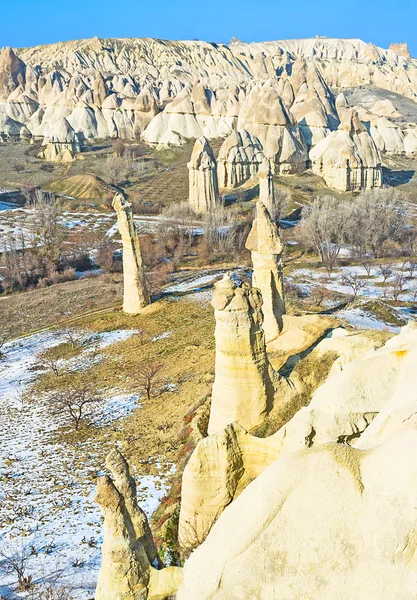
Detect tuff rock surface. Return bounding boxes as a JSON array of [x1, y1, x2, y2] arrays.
[[112, 192, 150, 314]]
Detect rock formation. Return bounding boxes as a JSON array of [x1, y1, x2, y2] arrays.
[[179, 422, 282, 550], [112, 193, 150, 314], [237, 82, 308, 174], [257, 158, 275, 218], [95, 449, 182, 600], [310, 109, 383, 191], [246, 201, 285, 341], [188, 137, 220, 213], [176, 323, 417, 600], [39, 117, 82, 162], [0, 37, 415, 148], [207, 275, 276, 435], [217, 129, 264, 188]]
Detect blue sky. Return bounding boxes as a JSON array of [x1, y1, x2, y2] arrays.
[[0, 0, 416, 56]]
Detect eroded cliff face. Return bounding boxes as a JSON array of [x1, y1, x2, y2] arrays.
[[0, 37, 416, 165], [176, 324, 417, 600]]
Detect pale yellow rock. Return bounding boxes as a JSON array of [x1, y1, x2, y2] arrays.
[[95, 450, 183, 600], [106, 449, 159, 566], [179, 422, 282, 550], [246, 201, 285, 341], [95, 475, 151, 600], [112, 193, 150, 314], [188, 137, 220, 213], [217, 129, 264, 188], [208, 275, 277, 435], [256, 158, 275, 218], [177, 428, 417, 600], [267, 313, 338, 370], [310, 108, 383, 191]]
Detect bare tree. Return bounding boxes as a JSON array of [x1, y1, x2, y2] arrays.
[[360, 257, 374, 278], [311, 281, 331, 307], [105, 156, 124, 185], [0, 545, 33, 592], [405, 260, 417, 279], [43, 356, 62, 377], [27, 189, 64, 265], [345, 188, 408, 258], [341, 272, 367, 298], [297, 196, 347, 274], [389, 273, 407, 302], [48, 385, 104, 429], [133, 362, 165, 401], [12, 163, 25, 174], [62, 328, 87, 349], [378, 262, 394, 285], [274, 187, 291, 222]]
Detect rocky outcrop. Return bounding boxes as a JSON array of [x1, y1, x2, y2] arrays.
[[237, 81, 308, 174], [188, 137, 220, 213], [95, 449, 182, 600], [0, 37, 416, 149], [178, 422, 282, 551], [389, 42, 411, 59], [112, 193, 150, 314], [310, 109, 383, 191], [105, 449, 160, 566], [217, 129, 264, 188], [257, 158, 275, 218], [142, 82, 238, 145], [246, 201, 285, 341], [207, 275, 277, 435], [38, 117, 82, 162], [176, 323, 417, 600]]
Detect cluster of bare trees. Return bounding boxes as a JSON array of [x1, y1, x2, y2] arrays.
[[297, 189, 413, 273], [106, 142, 152, 186], [0, 188, 122, 293], [0, 544, 75, 598]]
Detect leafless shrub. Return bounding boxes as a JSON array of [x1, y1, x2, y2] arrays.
[[48, 385, 105, 429], [132, 362, 165, 401], [378, 263, 394, 284], [341, 273, 367, 298], [0, 545, 33, 591]]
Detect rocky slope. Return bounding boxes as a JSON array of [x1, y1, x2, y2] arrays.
[[0, 37, 416, 156]]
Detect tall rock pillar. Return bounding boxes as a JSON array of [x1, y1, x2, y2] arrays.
[[112, 193, 150, 314], [258, 157, 275, 218], [188, 136, 220, 213], [208, 275, 276, 435], [246, 201, 285, 342]]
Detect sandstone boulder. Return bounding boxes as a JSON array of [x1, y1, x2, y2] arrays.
[[95, 449, 183, 600]]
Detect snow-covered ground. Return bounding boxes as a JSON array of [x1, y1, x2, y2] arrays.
[[289, 264, 417, 303], [0, 204, 204, 251], [0, 330, 171, 599], [336, 307, 402, 333]]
